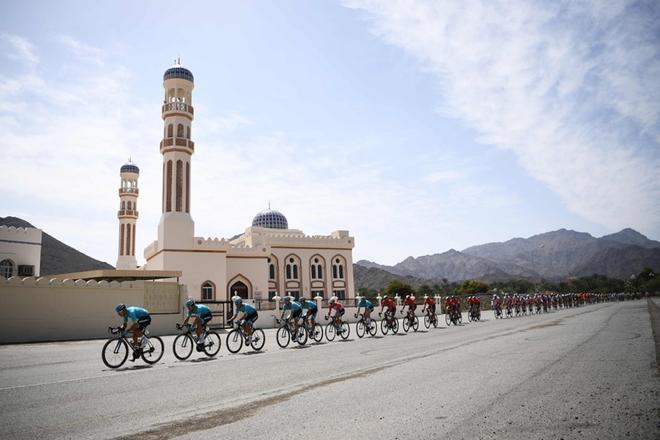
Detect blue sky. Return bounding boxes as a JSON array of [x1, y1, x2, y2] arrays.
[[1, 0, 659, 266]]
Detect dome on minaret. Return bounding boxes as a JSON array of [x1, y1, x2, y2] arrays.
[[252, 208, 288, 230], [163, 58, 194, 82], [120, 162, 139, 174]]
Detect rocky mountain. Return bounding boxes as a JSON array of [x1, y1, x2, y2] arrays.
[[353, 264, 436, 291], [357, 228, 660, 283], [0, 216, 114, 276]]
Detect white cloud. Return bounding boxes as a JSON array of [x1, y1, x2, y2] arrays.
[[345, 0, 660, 233], [1, 33, 38, 65]]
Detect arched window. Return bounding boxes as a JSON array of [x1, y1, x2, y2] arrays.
[[310, 257, 324, 280], [186, 126, 191, 139], [121, 201, 126, 210], [127, 201, 132, 210], [0, 259, 14, 279], [201, 281, 215, 301], [167, 124, 173, 137], [269, 264, 275, 280], [285, 256, 299, 280], [177, 124, 184, 138], [333, 257, 345, 280]]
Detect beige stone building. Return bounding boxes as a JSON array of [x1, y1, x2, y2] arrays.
[[141, 61, 355, 303], [0, 225, 42, 279]]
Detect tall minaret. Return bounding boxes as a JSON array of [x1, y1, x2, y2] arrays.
[[158, 59, 195, 248], [117, 161, 139, 269]]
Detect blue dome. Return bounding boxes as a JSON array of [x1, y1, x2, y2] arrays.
[[163, 66, 194, 82], [120, 163, 139, 174], [252, 209, 288, 229]]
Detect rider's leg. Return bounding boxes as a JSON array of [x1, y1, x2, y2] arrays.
[[195, 317, 203, 339]]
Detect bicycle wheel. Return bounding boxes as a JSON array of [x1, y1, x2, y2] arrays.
[[412, 316, 419, 332], [432, 315, 438, 328], [251, 329, 266, 351], [445, 313, 451, 326], [402, 317, 410, 333], [203, 331, 222, 357], [458, 313, 463, 325], [424, 315, 431, 329], [226, 329, 244, 353], [391, 318, 399, 334], [367, 320, 378, 336], [296, 326, 308, 346], [311, 324, 324, 343], [339, 322, 350, 340], [102, 338, 129, 369], [356, 321, 366, 338], [276, 326, 290, 348], [380, 318, 389, 335], [325, 322, 337, 341], [141, 336, 164, 364], [173, 334, 194, 360]]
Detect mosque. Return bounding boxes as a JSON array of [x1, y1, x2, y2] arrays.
[[117, 61, 355, 303]]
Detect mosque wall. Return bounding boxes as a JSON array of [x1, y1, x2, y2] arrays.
[[0, 226, 42, 278]]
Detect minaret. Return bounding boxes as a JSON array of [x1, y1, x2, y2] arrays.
[[158, 59, 195, 248], [117, 161, 139, 269]]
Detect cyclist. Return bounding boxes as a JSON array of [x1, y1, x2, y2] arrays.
[[422, 295, 436, 322], [356, 296, 374, 325], [472, 295, 481, 319], [280, 296, 303, 341], [298, 296, 319, 330], [228, 296, 258, 343], [491, 294, 502, 317], [379, 295, 397, 327], [401, 294, 417, 324], [327, 296, 345, 324], [114, 303, 151, 361], [182, 298, 213, 346]]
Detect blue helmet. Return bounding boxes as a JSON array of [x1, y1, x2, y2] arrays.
[[185, 298, 195, 309], [115, 303, 126, 313], [232, 296, 243, 305]]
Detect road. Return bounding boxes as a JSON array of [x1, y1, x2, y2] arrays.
[[0, 300, 658, 439]]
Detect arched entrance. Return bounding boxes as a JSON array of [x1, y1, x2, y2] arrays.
[[229, 281, 249, 299]]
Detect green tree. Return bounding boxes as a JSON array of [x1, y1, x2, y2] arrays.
[[418, 284, 433, 297], [457, 280, 490, 294], [383, 280, 415, 297]]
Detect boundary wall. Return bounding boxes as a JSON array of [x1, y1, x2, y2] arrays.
[[0, 276, 185, 343]]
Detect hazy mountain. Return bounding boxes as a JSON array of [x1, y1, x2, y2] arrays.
[[600, 228, 660, 249], [0, 216, 114, 276], [357, 228, 660, 283]]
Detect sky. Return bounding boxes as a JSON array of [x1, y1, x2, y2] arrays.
[[1, 0, 659, 266]]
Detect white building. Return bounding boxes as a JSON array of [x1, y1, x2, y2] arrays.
[[0, 225, 42, 279], [141, 61, 355, 303]]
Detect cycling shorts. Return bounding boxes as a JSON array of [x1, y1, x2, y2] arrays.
[[199, 313, 213, 325], [240, 311, 258, 326], [137, 316, 151, 331], [291, 309, 302, 321], [306, 308, 318, 319]]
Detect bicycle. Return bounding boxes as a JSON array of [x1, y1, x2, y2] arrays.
[[401, 311, 419, 332], [468, 307, 481, 322], [102, 326, 164, 369], [325, 314, 351, 341], [354, 313, 377, 338], [275, 317, 308, 348], [379, 311, 399, 335], [493, 306, 503, 319], [302, 315, 324, 343], [445, 307, 462, 326], [173, 323, 222, 360], [226, 320, 266, 353], [423, 309, 438, 328]]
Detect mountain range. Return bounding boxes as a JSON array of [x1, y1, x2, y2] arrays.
[[357, 228, 660, 284]]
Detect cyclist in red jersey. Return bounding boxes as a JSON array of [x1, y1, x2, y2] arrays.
[[422, 295, 436, 316], [401, 295, 417, 323], [379, 295, 397, 326]]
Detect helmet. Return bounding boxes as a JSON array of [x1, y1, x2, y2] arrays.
[[298, 296, 305, 303], [185, 298, 195, 309], [115, 303, 126, 313], [283, 296, 291, 303], [383, 295, 389, 300], [329, 297, 336, 304], [232, 296, 243, 305]]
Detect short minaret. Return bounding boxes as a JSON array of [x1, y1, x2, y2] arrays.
[[158, 58, 195, 248], [116, 161, 139, 269]]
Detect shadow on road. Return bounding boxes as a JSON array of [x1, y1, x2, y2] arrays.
[[241, 351, 265, 356], [109, 364, 153, 372], [190, 357, 219, 363]]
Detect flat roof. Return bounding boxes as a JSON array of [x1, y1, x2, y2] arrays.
[[48, 269, 182, 282]]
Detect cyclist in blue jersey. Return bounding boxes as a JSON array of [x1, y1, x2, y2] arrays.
[[356, 296, 374, 326], [115, 304, 151, 360], [280, 296, 303, 341], [228, 296, 258, 342], [183, 298, 213, 346], [298, 296, 318, 329]]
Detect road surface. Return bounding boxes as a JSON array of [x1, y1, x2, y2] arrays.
[[0, 300, 657, 439]]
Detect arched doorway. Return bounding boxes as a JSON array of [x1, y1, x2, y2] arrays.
[[230, 281, 249, 299]]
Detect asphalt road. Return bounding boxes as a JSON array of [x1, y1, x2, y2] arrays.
[[0, 301, 657, 440]]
